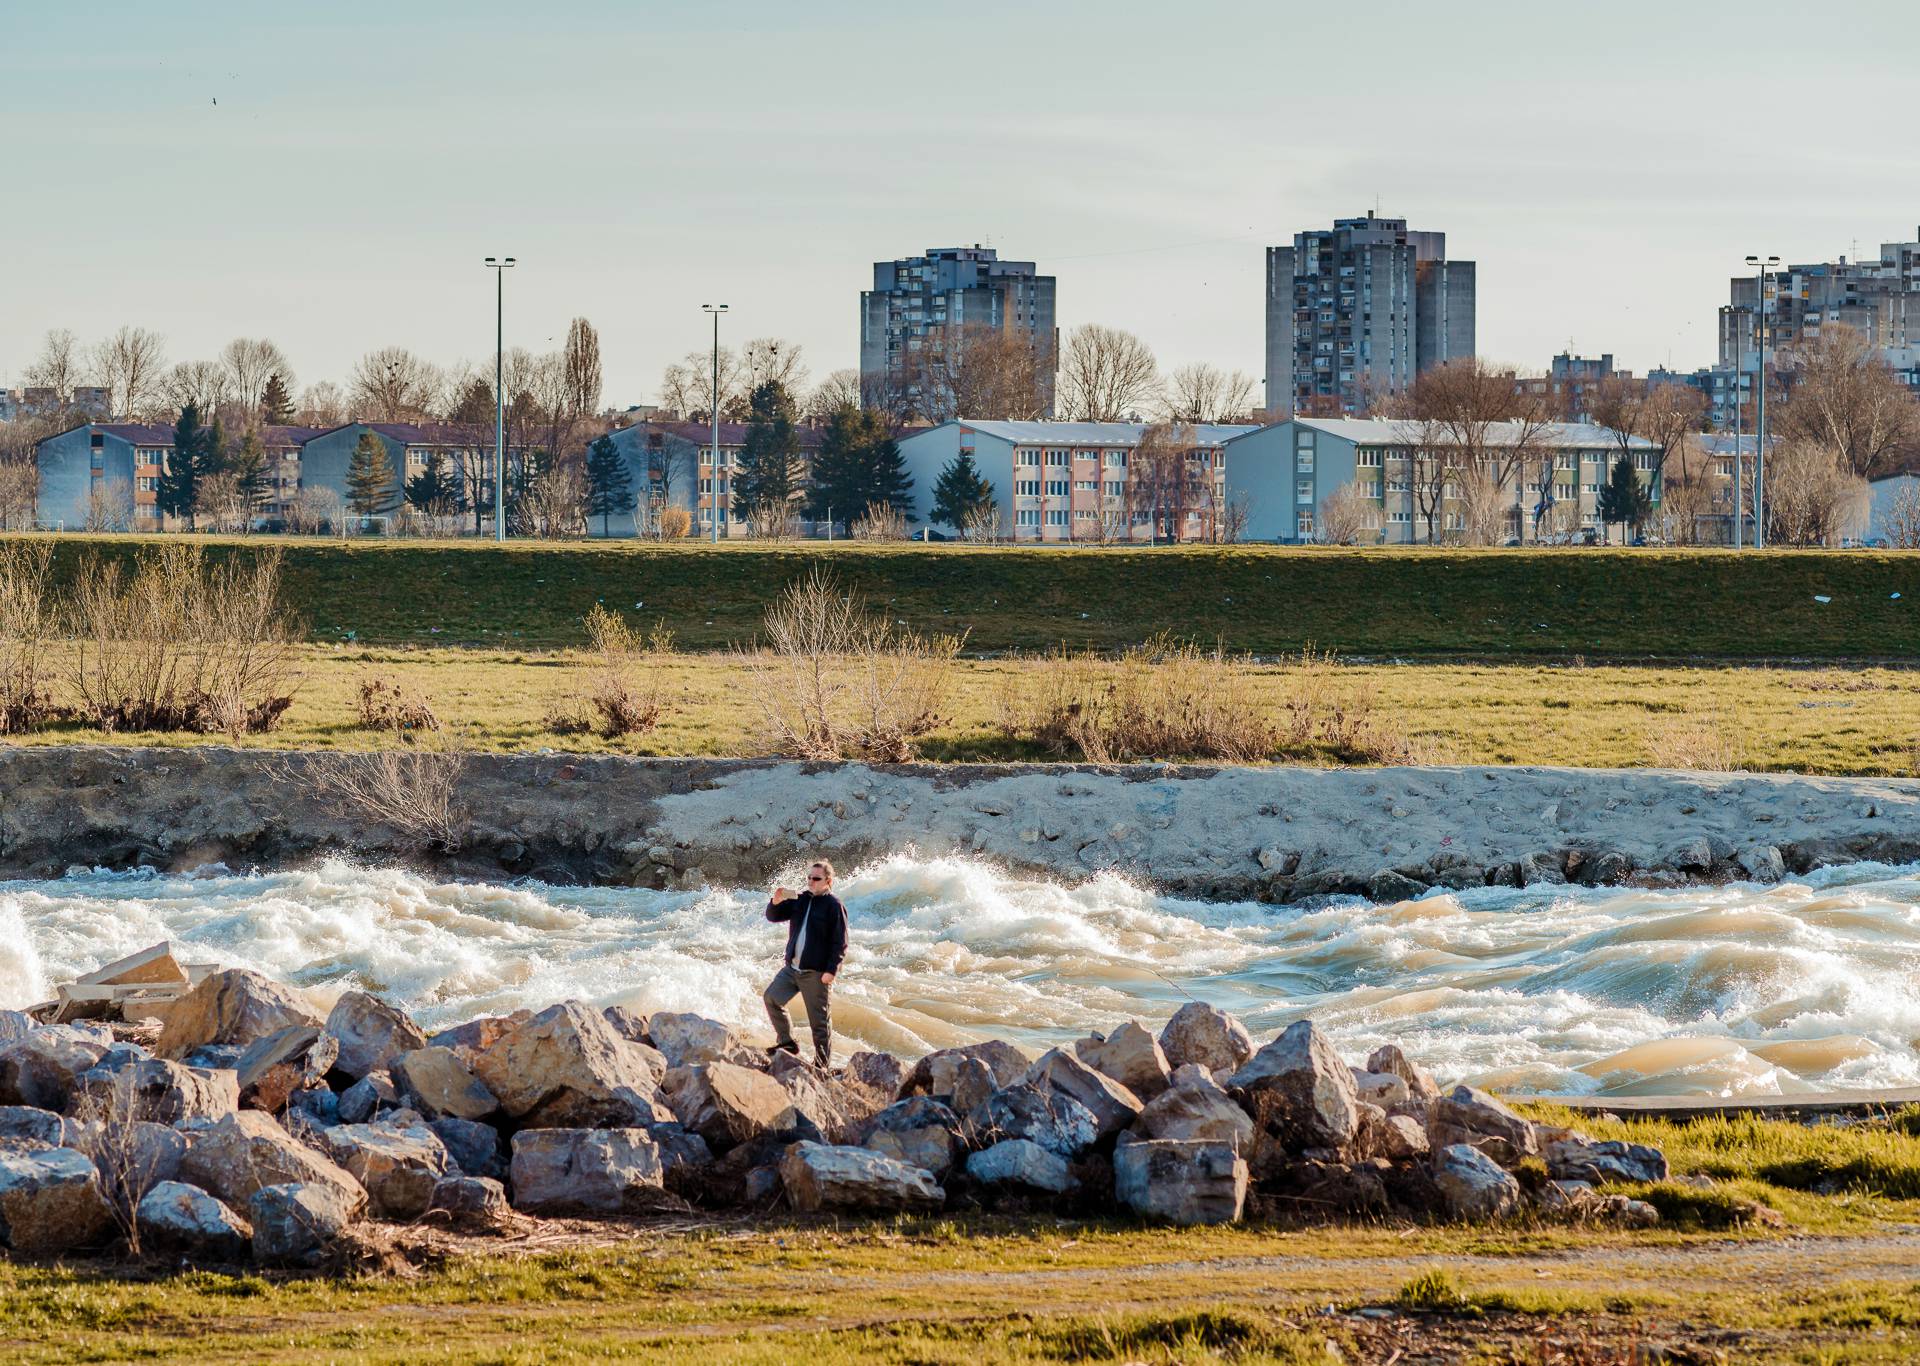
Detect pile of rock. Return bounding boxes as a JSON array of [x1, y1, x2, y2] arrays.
[[0, 972, 1670, 1265]]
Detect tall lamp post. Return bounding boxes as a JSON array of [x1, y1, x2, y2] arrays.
[[485, 256, 516, 542], [702, 304, 728, 543], [1745, 255, 1779, 549]]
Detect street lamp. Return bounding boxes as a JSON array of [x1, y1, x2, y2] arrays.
[[485, 256, 516, 542], [702, 304, 728, 544], [1745, 255, 1780, 550]]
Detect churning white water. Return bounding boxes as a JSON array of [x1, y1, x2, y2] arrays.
[[4, 854, 1919, 1098]]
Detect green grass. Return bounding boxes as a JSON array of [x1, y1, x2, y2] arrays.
[[15, 532, 1920, 658]]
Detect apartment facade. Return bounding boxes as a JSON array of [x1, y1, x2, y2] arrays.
[[593, 419, 829, 537], [897, 420, 1258, 543], [860, 246, 1057, 416], [34, 422, 173, 530], [1225, 417, 1660, 544], [1720, 230, 1920, 369], [1265, 212, 1475, 416]]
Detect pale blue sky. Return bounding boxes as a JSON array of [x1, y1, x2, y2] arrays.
[[4, 0, 1916, 406]]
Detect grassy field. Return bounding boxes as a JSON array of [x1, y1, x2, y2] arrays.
[[14, 644, 1920, 774], [5, 1106, 1920, 1362], [13, 532, 1920, 658]]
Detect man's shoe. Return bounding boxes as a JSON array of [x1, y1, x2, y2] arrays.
[[767, 1040, 800, 1057]]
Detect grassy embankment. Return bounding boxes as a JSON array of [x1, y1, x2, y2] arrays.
[[3, 1108, 1919, 1363]]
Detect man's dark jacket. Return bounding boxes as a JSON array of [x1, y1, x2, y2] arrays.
[[766, 890, 848, 973]]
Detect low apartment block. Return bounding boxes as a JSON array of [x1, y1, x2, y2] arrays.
[[1225, 417, 1661, 544], [33, 422, 175, 530], [594, 420, 829, 537], [897, 420, 1258, 542]]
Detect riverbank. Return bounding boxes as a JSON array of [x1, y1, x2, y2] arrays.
[[2, 745, 1918, 898]]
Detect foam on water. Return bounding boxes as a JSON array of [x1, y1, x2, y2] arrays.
[[4, 853, 1919, 1097]]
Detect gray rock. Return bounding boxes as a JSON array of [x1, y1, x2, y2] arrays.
[[1432, 1143, 1521, 1219], [1352, 1069, 1410, 1111], [337, 1071, 399, 1125], [322, 991, 429, 1082], [664, 1061, 805, 1150], [472, 1001, 669, 1130], [974, 1083, 1099, 1159], [646, 1012, 754, 1069], [64, 1117, 190, 1203], [1363, 1045, 1441, 1104], [426, 1175, 509, 1225], [0, 1147, 114, 1252], [1157, 1003, 1255, 1075], [319, 1122, 450, 1220], [0, 1011, 33, 1047], [429, 1116, 505, 1180], [1366, 869, 1427, 903], [600, 1006, 650, 1043], [965, 1139, 1075, 1195], [1543, 1134, 1668, 1185], [861, 1097, 962, 1179], [1024, 1048, 1142, 1139], [235, 1026, 337, 1113], [1516, 851, 1566, 886], [1377, 1113, 1430, 1161], [182, 1044, 246, 1072], [844, 1051, 909, 1099], [179, 1110, 368, 1215], [508, 1128, 668, 1215], [0, 1105, 65, 1148], [1427, 1085, 1538, 1167], [1113, 1138, 1247, 1225], [903, 1041, 1032, 1096], [779, 1141, 944, 1213], [391, 1047, 499, 1122], [72, 1058, 239, 1124], [1074, 1021, 1172, 1100], [948, 1057, 996, 1117], [1738, 845, 1785, 883], [287, 1085, 341, 1133], [156, 969, 322, 1061], [1599, 1194, 1661, 1228], [1666, 836, 1713, 873], [1228, 1020, 1361, 1158], [251, 1181, 360, 1266], [1136, 1067, 1253, 1150], [137, 1180, 251, 1260], [0, 1026, 110, 1111], [1573, 849, 1634, 886], [425, 1012, 530, 1059]]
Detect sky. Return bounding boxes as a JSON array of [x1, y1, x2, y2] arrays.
[[4, 0, 1918, 409]]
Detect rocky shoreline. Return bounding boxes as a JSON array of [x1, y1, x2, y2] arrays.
[[0, 970, 1732, 1267], [2, 745, 1919, 899]]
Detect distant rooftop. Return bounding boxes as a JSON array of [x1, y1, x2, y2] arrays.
[[957, 419, 1260, 446]]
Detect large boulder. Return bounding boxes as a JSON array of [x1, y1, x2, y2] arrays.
[[646, 1013, 756, 1069], [426, 1175, 511, 1226], [251, 1181, 360, 1267], [0, 1011, 33, 1046], [779, 1141, 944, 1213], [0, 1027, 110, 1111], [861, 1097, 962, 1179], [1025, 1049, 1142, 1139], [137, 1181, 251, 1261], [965, 1139, 1075, 1196], [426, 1011, 530, 1059], [1136, 1065, 1254, 1150], [65, 1118, 190, 1203], [1157, 1003, 1254, 1075], [664, 1061, 806, 1150], [974, 1084, 1100, 1159], [337, 1071, 400, 1125], [601, 1006, 650, 1043], [1432, 1143, 1522, 1219], [1228, 1020, 1360, 1158], [429, 1117, 505, 1181], [72, 1058, 238, 1124], [1377, 1113, 1431, 1162], [844, 1051, 910, 1099], [319, 1122, 451, 1220], [156, 970, 322, 1061], [1364, 1045, 1441, 1105], [235, 1027, 337, 1114], [1114, 1138, 1247, 1225], [1427, 1085, 1538, 1167], [769, 1053, 874, 1141], [1074, 1022, 1172, 1100], [391, 1047, 499, 1122], [1543, 1134, 1668, 1185], [472, 1002, 668, 1129], [903, 1041, 1032, 1097], [508, 1128, 668, 1215], [0, 1147, 115, 1252], [323, 991, 429, 1082], [179, 1110, 367, 1215], [0, 1105, 65, 1148]]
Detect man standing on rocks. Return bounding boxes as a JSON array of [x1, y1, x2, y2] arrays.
[[763, 860, 848, 1068]]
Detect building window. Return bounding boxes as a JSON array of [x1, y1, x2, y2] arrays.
[[1074, 480, 1096, 492], [1015, 480, 1039, 496], [1045, 449, 1069, 467], [1104, 450, 1126, 467], [1045, 510, 1068, 526], [1296, 478, 1312, 503], [1045, 480, 1067, 496], [1297, 512, 1314, 537], [1297, 449, 1314, 472], [1104, 480, 1124, 497], [1357, 448, 1382, 467]]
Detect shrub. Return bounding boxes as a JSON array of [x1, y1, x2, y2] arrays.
[[850, 502, 908, 542], [357, 675, 440, 734], [0, 540, 57, 734], [302, 736, 468, 851], [655, 506, 693, 539], [553, 604, 672, 739]]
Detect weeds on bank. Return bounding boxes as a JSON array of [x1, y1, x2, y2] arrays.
[[298, 730, 469, 851], [0, 539, 56, 733], [545, 604, 674, 740], [1644, 710, 1748, 771], [356, 673, 441, 733]]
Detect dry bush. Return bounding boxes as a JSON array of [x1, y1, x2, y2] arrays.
[[655, 506, 693, 539], [69, 1069, 169, 1256], [742, 566, 963, 761], [851, 502, 908, 542], [549, 605, 672, 739], [357, 674, 441, 734], [304, 735, 469, 850], [67, 544, 299, 738], [1645, 715, 1746, 772], [0, 539, 58, 733]]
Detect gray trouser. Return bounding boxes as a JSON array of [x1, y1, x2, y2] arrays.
[[764, 965, 832, 1064]]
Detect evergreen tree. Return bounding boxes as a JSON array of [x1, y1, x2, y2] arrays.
[[201, 413, 230, 476], [448, 377, 494, 426], [158, 402, 204, 529], [405, 450, 459, 521], [930, 450, 995, 534], [260, 372, 295, 425], [231, 428, 269, 530], [806, 406, 912, 527], [1597, 455, 1649, 543], [732, 380, 804, 533], [585, 434, 635, 536], [345, 431, 400, 519]]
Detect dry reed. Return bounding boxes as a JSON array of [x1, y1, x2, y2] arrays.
[[0, 539, 57, 733], [1645, 714, 1746, 772], [304, 735, 469, 850]]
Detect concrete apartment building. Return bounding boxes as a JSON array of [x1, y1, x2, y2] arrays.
[[1720, 229, 1920, 369], [1225, 417, 1659, 544], [1265, 212, 1475, 416], [33, 422, 174, 530], [897, 420, 1258, 543], [594, 419, 829, 537], [860, 247, 1058, 416]]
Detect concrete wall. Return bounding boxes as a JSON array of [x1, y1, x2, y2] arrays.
[[1225, 421, 1362, 543], [35, 426, 134, 530], [299, 425, 406, 516]]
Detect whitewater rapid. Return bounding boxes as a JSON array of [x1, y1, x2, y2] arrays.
[[4, 854, 1918, 1098]]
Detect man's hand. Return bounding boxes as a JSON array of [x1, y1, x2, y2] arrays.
[[819, 972, 835, 987], [773, 885, 791, 903]]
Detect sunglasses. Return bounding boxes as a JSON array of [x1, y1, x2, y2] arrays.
[[807, 874, 827, 883]]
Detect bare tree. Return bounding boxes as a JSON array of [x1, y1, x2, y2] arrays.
[[1776, 324, 1920, 479], [295, 381, 348, 428], [349, 347, 438, 422], [164, 360, 233, 417], [1317, 481, 1377, 545], [1128, 422, 1204, 542], [0, 458, 37, 530], [1057, 325, 1159, 421], [220, 338, 294, 413], [741, 338, 808, 396], [662, 347, 745, 421], [1657, 435, 1721, 546], [561, 318, 604, 422], [1159, 363, 1258, 423], [918, 323, 1050, 423], [92, 326, 168, 420], [1766, 439, 1869, 546], [22, 328, 85, 402], [807, 369, 863, 418], [1400, 358, 1556, 543], [1882, 481, 1920, 550]]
